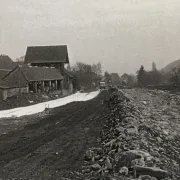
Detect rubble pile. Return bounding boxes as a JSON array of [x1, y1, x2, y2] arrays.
[[81, 89, 180, 180]]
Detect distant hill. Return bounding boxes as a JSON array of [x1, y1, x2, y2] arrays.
[[161, 59, 180, 74]]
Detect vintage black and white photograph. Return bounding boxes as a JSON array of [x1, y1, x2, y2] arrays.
[[0, 0, 180, 179]]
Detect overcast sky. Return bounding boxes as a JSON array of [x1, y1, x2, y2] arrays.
[[1, 0, 180, 75]]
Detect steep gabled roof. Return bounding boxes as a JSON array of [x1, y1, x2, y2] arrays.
[[24, 45, 69, 64], [110, 73, 120, 79], [110, 73, 120, 84], [0, 70, 11, 79], [0, 55, 15, 70], [121, 73, 129, 78], [2, 66, 28, 88]]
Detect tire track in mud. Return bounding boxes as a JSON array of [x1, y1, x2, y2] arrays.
[[0, 91, 109, 179]]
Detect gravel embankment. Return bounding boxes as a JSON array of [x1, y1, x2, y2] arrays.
[[81, 88, 180, 180]]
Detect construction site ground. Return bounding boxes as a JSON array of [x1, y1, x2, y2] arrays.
[[0, 91, 109, 179], [0, 89, 179, 179]]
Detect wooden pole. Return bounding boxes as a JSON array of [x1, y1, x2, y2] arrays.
[[42, 81, 45, 92], [60, 80, 64, 95], [55, 80, 57, 90], [34, 82, 37, 93], [49, 81, 51, 91]]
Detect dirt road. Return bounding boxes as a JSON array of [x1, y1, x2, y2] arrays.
[[0, 91, 108, 180]]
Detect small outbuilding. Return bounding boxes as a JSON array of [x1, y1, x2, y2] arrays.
[[0, 80, 28, 101], [0, 65, 64, 100]]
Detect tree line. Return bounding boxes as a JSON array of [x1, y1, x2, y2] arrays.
[[67, 62, 102, 90], [137, 62, 180, 87], [16, 54, 180, 89], [137, 62, 161, 86]]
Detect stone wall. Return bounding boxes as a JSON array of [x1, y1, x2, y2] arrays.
[[69, 83, 73, 94], [62, 83, 74, 96], [0, 87, 29, 100], [0, 89, 3, 100]]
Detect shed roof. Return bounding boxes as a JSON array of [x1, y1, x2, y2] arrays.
[[0, 55, 15, 70], [24, 45, 69, 64], [64, 69, 73, 78], [0, 80, 21, 89], [0, 65, 64, 89], [20, 66, 64, 81]]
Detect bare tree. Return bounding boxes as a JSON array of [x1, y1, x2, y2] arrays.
[[92, 62, 102, 76], [171, 67, 180, 84], [152, 62, 157, 72], [66, 64, 71, 71], [15, 56, 25, 65]]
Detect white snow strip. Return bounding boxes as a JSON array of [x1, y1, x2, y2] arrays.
[[0, 90, 100, 118]]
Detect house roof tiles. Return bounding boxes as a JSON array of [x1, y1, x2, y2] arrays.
[[24, 45, 69, 64], [0, 55, 15, 70], [20, 66, 64, 81]]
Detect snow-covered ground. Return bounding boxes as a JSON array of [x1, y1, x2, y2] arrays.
[[0, 91, 100, 118]]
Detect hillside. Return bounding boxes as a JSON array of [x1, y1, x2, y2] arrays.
[[162, 59, 180, 74]]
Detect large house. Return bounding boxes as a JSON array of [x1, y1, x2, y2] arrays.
[[24, 45, 69, 71], [0, 45, 73, 100], [24, 45, 73, 94]]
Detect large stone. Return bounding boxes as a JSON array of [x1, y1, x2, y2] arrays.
[[106, 157, 113, 170], [119, 166, 128, 175], [134, 165, 168, 179], [91, 163, 101, 170], [94, 147, 103, 155], [131, 157, 145, 167], [105, 139, 117, 147], [129, 150, 152, 158], [138, 175, 153, 180], [85, 149, 94, 161], [126, 150, 153, 161], [116, 126, 124, 133], [162, 129, 169, 135], [156, 137, 163, 143], [125, 126, 139, 135], [115, 150, 153, 170]]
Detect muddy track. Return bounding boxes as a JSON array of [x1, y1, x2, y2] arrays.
[[0, 91, 109, 179]]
